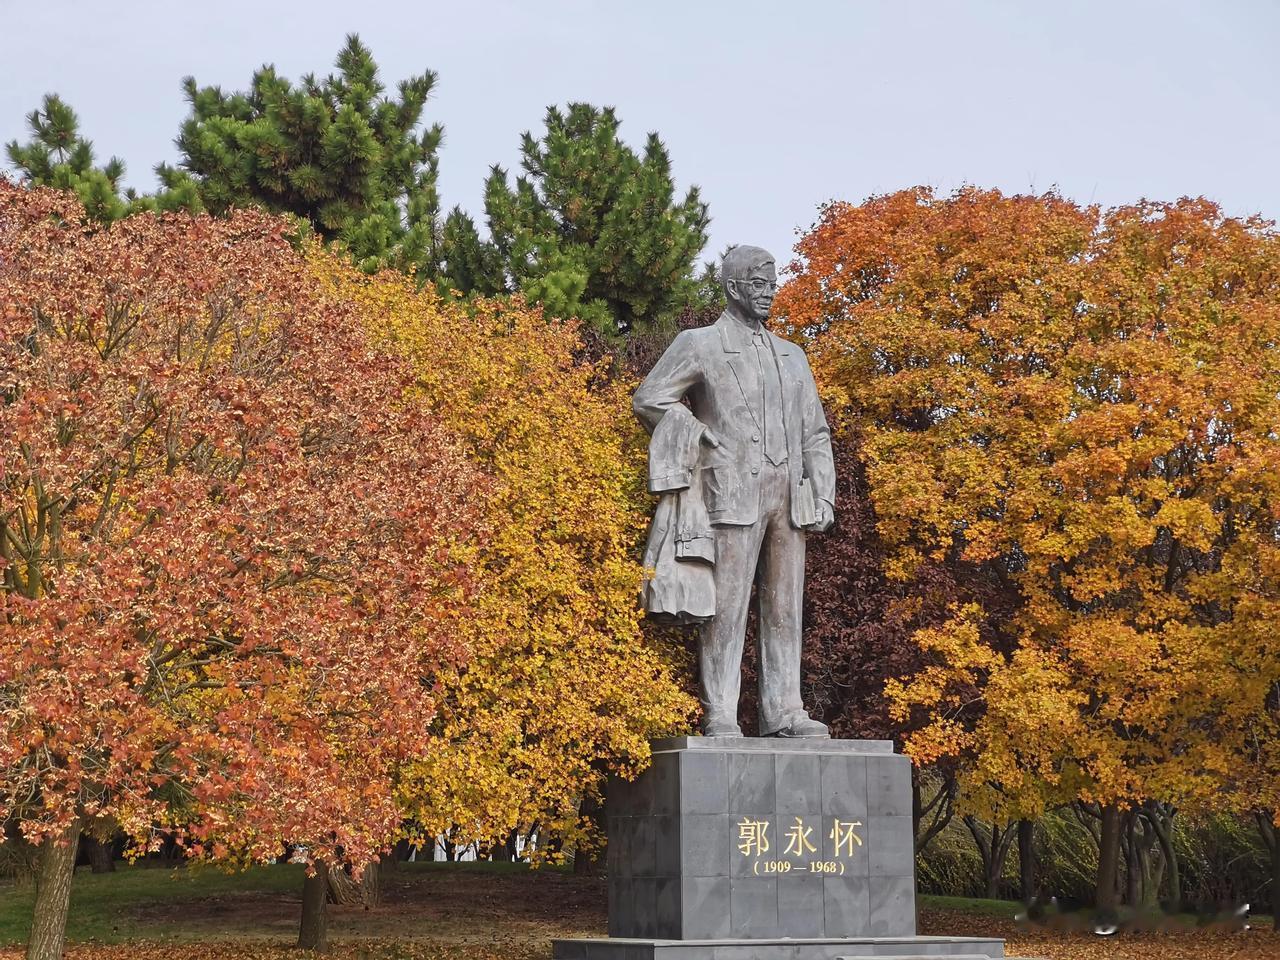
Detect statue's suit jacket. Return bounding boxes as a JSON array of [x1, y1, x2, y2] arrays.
[[633, 312, 836, 528]]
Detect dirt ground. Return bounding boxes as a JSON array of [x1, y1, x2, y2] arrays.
[[917, 907, 1279, 960], [131, 868, 1280, 959], [2, 865, 1277, 959], [124, 864, 605, 943]]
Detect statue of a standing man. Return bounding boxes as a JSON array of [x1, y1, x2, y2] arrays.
[[633, 245, 836, 737]]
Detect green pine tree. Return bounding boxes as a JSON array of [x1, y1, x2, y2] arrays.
[[693, 257, 728, 314], [5, 94, 202, 223], [438, 208, 506, 296], [474, 103, 710, 337], [168, 34, 444, 274]]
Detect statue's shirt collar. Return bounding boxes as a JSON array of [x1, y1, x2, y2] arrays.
[[724, 312, 767, 348], [715, 311, 793, 357]]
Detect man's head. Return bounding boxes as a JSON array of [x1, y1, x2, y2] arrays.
[[721, 245, 777, 324]]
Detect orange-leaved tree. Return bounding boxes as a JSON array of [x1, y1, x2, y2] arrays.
[[308, 253, 696, 860], [0, 182, 482, 960], [776, 187, 1280, 914]]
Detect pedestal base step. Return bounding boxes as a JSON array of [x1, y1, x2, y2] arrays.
[[552, 935, 1008, 959]]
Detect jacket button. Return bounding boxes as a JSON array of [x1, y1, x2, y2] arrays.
[[751, 467, 759, 475], [751, 434, 760, 442]]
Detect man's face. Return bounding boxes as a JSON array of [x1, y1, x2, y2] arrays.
[[728, 261, 777, 322]]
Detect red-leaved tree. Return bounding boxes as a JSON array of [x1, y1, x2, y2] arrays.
[[0, 182, 482, 960]]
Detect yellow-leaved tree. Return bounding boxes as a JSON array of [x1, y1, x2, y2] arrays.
[[777, 188, 1280, 917], [308, 250, 696, 859]]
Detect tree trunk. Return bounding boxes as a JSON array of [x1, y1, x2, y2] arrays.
[[380, 851, 396, 900], [1096, 805, 1122, 919], [361, 860, 381, 905], [1255, 811, 1278, 934], [297, 860, 329, 952], [4, 820, 37, 885], [1135, 814, 1160, 908], [574, 788, 605, 876], [1272, 822, 1280, 935], [1122, 810, 1141, 907], [155, 833, 181, 865], [912, 768, 957, 855], [26, 821, 81, 960], [491, 829, 517, 862], [80, 834, 115, 875], [1141, 803, 1179, 911], [962, 815, 1016, 900], [326, 860, 380, 907], [1017, 818, 1037, 904], [1073, 801, 1102, 848]]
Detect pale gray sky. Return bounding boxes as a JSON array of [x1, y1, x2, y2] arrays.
[[4, 0, 1278, 270]]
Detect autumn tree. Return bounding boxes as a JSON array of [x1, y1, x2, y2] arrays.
[[0, 182, 481, 960], [796, 436, 1019, 855], [1233, 695, 1280, 930], [307, 252, 695, 864], [4, 95, 201, 223], [777, 187, 1280, 915], [456, 103, 709, 337]]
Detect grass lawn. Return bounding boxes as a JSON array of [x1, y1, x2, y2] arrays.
[[0, 861, 1274, 959], [0, 862, 305, 945]]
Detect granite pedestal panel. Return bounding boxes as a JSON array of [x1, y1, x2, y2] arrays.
[[551, 738, 1011, 960]]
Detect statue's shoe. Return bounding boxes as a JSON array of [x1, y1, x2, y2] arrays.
[[767, 716, 830, 738], [701, 718, 744, 737]]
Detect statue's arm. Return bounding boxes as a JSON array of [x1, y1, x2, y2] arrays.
[[799, 356, 836, 517], [632, 330, 702, 435]]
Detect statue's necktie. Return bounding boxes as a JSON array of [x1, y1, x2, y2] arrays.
[[753, 332, 788, 466]]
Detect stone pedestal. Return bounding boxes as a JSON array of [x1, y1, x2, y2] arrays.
[[551, 738, 1011, 960]]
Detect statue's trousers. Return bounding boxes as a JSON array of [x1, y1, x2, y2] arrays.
[[700, 459, 807, 734]]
